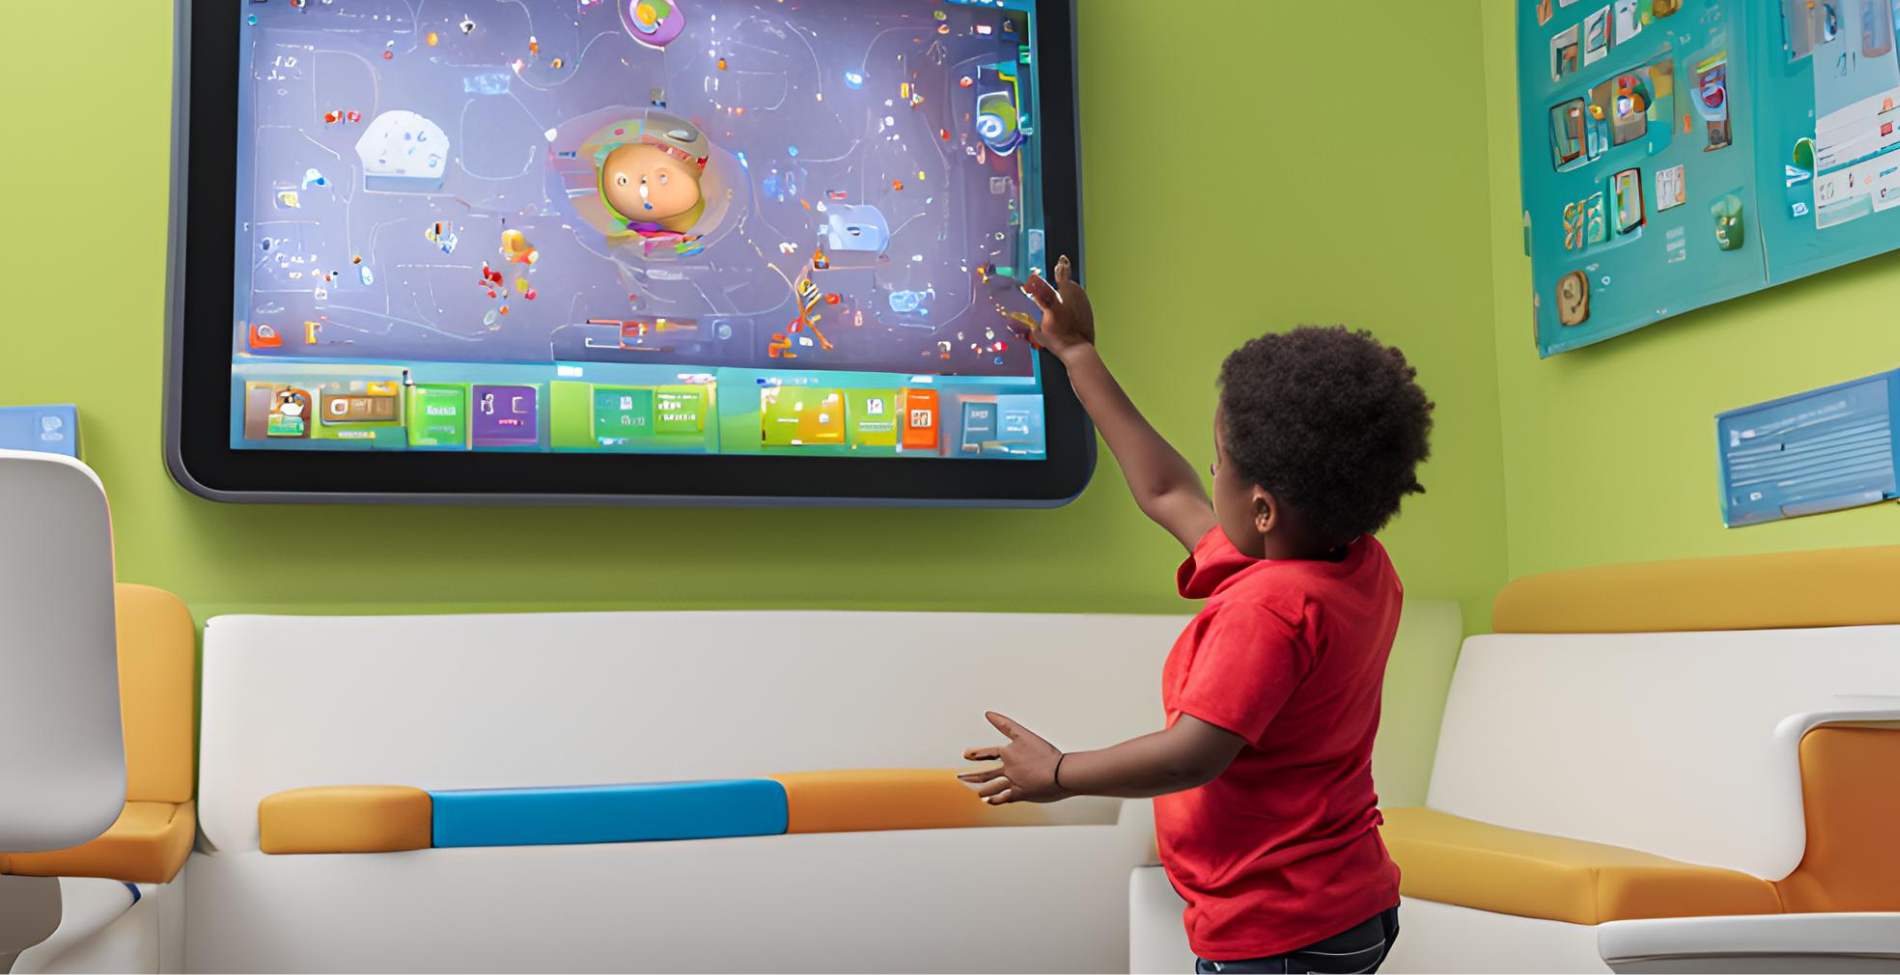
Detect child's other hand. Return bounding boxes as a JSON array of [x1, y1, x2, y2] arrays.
[[1022, 255, 1094, 360], [959, 711, 1070, 804]]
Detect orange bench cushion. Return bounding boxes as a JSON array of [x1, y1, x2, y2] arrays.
[[260, 786, 433, 854], [1381, 807, 1781, 925], [770, 769, 1061, 833], [1491, 545, 1900, 634], [115, 584, 196, 805], [3, 802, 195, 885]]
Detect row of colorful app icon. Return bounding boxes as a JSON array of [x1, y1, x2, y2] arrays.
[[758, 387, 941, 451], [241, 377, 1043, 456], [755, 386, 1046, 456], [243, 380, 713, 451]]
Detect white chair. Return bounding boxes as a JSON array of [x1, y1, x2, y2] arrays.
[[0, 449, 126, 852], [0, 451, 127, 974]]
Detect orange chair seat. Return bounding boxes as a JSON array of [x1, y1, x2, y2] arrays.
[[1381, 807, 1781, 925], [3, 801, 195, 885]]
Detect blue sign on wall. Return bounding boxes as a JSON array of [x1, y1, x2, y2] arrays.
[[1718, 372, 1899, 526], [1520, 0, 1900, 357], [0, 405, 80, 459]]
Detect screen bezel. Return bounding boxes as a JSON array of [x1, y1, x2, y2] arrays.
[[165, 0, 1091, 506]]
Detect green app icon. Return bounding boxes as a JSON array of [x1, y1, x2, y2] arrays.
[[550, 381, 595, 450], [654, 386, 708, 437], [594, 386, 655, 444], [847, 389, 901, 448], [408, 384, 468, 448], [760, 387, 845, 447]]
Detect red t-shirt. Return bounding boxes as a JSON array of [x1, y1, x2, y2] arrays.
[[1155, 527, 1404, 961]]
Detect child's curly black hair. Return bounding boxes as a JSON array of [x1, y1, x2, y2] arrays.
[[1218, 326, 1434, 544]]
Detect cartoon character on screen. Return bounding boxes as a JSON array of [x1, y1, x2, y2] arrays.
[[595, 112, 711, 239], [267, 388, 312, 439]]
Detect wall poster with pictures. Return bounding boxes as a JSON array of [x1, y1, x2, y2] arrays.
[[1520, 0, 1900, 357]]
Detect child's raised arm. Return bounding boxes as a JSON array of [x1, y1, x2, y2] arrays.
[[1025, 257, 1216, 552]]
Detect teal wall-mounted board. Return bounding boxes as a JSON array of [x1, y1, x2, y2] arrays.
[[1520, 0, 1900, 357]]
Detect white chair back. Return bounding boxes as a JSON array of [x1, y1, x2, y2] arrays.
[[0, 450, 125, 852]]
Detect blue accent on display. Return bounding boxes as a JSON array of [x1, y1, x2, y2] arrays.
[[0, 405, 79, 458], [430, 780, 790, 848], [125, 883, 142, 905], [995, 393, 1046, 458], [961, 401, 998, 454], [1717, 371, 1900, 527]]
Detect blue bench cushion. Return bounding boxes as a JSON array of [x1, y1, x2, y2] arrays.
[[430, 780, 789, 848]]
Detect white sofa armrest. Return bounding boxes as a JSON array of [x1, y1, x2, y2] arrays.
[[1766, 701, 1900, 880], [1598, 913, 1900, 968]]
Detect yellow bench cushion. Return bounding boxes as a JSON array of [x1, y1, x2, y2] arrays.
[[115, 584, 196, 805], [260, 786, 433, 854], [1381, 807, 1781, 924], [4, 802, 195, 885], [771, 770, 1060, 834], [1491, 545, 1900, 634]]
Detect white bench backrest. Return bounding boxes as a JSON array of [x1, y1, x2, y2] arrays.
[[1427, 627, 1900, 879], [200, 601, 1462, 854], [199, 611, 1184, 853]]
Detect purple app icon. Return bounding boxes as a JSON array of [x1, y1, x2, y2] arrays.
[[472, 385, 539, 447]]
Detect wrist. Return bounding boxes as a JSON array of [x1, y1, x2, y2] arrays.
[[1049, 751, 1079, 799], [1055, 341, 1099, 369]]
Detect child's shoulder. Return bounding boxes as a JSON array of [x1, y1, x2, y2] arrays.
[[1207, 535, 1399, 625]]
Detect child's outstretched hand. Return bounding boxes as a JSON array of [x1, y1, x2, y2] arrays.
[[1022, 255, 1094, 359], [959, 711, 1071, 804]]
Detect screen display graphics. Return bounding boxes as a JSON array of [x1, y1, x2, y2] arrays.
[[231, 0, 1054, 462]]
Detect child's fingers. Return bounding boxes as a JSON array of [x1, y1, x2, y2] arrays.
[[1053, 255, 1072, 288], [1022, 272, 1059, 311], [959, 767, 1006, 783], [986, 790, 1019, 805], [975, 778, 1014, 799], [963, 746, 1002, 762]]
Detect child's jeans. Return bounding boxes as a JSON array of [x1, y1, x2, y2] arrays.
[[1192, 906, 1399, 975]]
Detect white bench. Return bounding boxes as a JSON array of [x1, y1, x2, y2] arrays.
[[188, 601, 1461, 974]]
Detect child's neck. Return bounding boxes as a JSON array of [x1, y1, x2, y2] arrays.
[[1257, 516, 1349, 562], [1260, 539, 1347, 562]]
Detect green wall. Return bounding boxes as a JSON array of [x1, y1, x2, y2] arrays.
[[17, 0, 1889, 809], [1480, 0, 1900, 578], [2, 0, 1507, 626]]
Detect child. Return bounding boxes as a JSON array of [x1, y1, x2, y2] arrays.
[[961, 256, 1434, 975]]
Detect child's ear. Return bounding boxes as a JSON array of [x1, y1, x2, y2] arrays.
[[1252, 487, 1278, 536]]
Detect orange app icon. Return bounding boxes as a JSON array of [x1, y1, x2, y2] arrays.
[[248, 323, 284, 349], [901, 389, 939, 451]]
